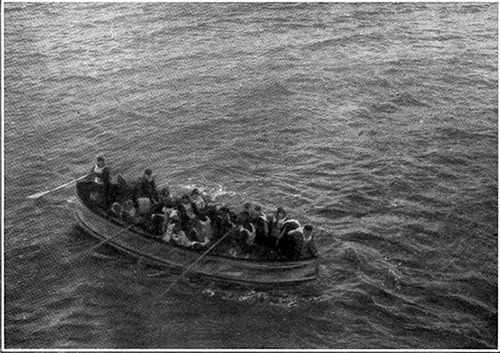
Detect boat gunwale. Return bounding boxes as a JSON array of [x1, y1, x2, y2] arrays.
[[75, 212, 318, 285], [75, 195, 318, 269]]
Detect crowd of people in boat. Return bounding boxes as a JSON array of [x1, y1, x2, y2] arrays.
[[84, 156, 318, 260]]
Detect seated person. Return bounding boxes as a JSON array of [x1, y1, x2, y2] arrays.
[[268, 207, 288, 239], [278, 224, 317, 260], [212, 207, 235, 240], [190, 188, 206, 213], [150, 206, 171, 236], [275, 218, 301, 246], [132, 169, 159, 209], [121, 200, 138, 222], [301, 225, 319, 258], [111, 202, 123, 218], [177, 194, 196, 228], [252, 205, 271, 247], [190, 215, 213, 245], [232, 210, 257, 247], [239, 223, 256, 246], [162, 210, 194, 247], [243, 202, 260, 220], [112, 174, 133, 203], [158, 186, 175, 207]]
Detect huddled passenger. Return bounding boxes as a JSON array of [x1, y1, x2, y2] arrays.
[[162, 210, 194, 247], [86, 160, 318, 259], [190, 188, 206, 213], [111, 202, 123, 217], [195, 215, 213, 243], [133, 169, 159, 210], [212, 206, 235, 240], [269, 207, 288, 239], [151, 205, 173, 236], [122, 200, 138, 222], [275, 218, 301, 246], [253, 205, 271, 247], [239, 223, 256, 246], [277, 223, 318, 260], [158, 186, 175, 208], [243, 202, 257, 217]]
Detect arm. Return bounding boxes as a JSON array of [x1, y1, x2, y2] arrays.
[[151, 177, 159, 201], [275, 228, 288, 246], [102, 167, 111, 185]]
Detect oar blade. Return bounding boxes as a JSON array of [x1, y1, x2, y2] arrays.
[[27, 175, 87, 199], [27, 190, 50, 199]]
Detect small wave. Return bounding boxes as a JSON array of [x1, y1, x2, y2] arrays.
[[306, 38, 342, 51], [390, 92, 431, 108], [178, 183, 236, 199], [47, 74, 102, 84]]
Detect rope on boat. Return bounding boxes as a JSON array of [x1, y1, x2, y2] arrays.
[[160, 229, 233, 296], [73, 224, 134, 260]]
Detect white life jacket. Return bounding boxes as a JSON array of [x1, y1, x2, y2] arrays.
[[93, 164, 106, 184], [172, 230, 193, 247], [281, 219, 301, 231], [182, 202, 195, 219], [198, 217, 213, 240], [270, 215, 288, 238], [276, 219, 301, 243], [191, 195, 206, 210], [240, 223, 256, 246], [257, 212, 269, 236]]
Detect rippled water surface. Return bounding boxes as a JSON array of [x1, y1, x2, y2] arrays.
[[3, 2, 498, 349]]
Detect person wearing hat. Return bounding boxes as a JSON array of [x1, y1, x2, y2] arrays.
[[88, 155, 112, 208], [132, 168, 159, 210]]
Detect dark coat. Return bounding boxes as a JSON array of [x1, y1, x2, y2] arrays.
[[133, 176, 159, 202]]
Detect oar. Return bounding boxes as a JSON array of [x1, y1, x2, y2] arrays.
[[27, 175, 88, 199], [72, 224, 134, 260], [161, 228, 233, 296]]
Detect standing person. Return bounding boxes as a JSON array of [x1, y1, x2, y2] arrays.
[[133, 168, 159, 210], [89, 156, 110, 185], [88, 155, 111, 208]]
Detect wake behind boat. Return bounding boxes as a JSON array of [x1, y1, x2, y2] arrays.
[[74, 170, 319, 286]]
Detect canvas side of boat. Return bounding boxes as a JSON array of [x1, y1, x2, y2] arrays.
[[74, 180, 320, 286]]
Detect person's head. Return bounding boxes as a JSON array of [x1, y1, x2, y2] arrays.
[[191, 188, 200, 196], [160, 187, 170, 198], [181, 194, 191, 203], [96, 156, 105, 168], [276, 207, 286, 219], [239, 210, 250, 222], [144, 168, 153, 181], [304, 224, 313, 235]]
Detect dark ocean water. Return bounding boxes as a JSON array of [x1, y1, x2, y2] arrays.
[[3, 2, 498, 349]]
